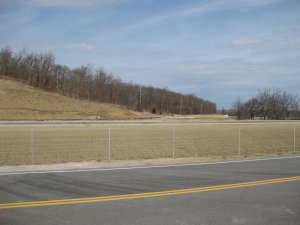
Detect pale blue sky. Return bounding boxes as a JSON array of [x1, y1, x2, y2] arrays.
[[1, 0, 300, 109]]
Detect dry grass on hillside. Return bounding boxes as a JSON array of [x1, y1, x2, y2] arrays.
[[0, 77, 136, 120]]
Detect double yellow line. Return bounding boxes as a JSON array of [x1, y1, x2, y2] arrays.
[[1, 176, 299, 209]]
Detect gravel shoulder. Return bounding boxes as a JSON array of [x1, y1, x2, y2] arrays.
[[1, 152, 299, 174]]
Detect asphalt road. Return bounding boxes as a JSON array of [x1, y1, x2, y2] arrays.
[[0, 157, 300, 225]]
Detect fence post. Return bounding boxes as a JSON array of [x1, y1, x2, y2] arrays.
[[238, 127, 241, 156], [30, 128, 35, 164], [172, 127, 175, 159], [294, 125, 296, 152], [108, 127, 111, 161]]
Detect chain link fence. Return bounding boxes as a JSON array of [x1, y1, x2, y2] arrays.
[[0, 123, 299, 166]]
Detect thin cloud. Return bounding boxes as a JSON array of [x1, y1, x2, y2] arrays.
[[126, 0, 283, 30], [232, 28, 300, 48], [232, 37, 263, 46], [56, 42, 95, 51], [0, 0, 128, 8]]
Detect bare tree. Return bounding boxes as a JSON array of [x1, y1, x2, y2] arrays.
[[245, 97, 259, 119], [233, 88, 299, 120], [232, 96, 246, 120]]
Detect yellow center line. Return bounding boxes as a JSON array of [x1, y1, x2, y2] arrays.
[[1, 176, 299, 209]]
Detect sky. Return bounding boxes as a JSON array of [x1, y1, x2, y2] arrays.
[[0, 0, 300, 109]]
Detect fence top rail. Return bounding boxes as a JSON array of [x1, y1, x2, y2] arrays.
[[1, 120, 300, 125], [0, 121, 299, 130]]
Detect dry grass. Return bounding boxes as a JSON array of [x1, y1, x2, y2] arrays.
[[0, 122, 299, 166], [164, 114, 231, 120], [0, 77, 136, 120]]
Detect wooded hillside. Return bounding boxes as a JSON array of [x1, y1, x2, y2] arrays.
[[0, 47, 216, 115]]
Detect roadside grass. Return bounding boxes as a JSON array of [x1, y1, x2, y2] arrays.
[[0, 123, 299, 166]]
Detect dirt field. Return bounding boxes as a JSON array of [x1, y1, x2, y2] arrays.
[[0, 122, 299, 166]]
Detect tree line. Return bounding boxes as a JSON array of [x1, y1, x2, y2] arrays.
[[0, 47, 216, 115], [232, 88, 299, 120]]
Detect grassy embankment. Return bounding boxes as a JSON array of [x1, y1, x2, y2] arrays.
[[0, 76, 137, 120]]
